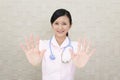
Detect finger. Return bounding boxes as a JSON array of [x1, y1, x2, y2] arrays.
[[77, 38, 81, 53], [30, 34, 34, 48], [82, 38, 88, 52], [88, 48, 96, 58], [25, 36, 31, 50], [35, 36, 40, 50], [40, 49, 46, 57], [20, 43, 27, 53], [85, 40, 91, 53]]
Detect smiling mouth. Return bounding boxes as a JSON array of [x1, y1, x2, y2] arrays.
[[57, 31, 65, 33]]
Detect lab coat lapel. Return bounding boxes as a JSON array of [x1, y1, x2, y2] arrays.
[[51, 36, 69, 48]]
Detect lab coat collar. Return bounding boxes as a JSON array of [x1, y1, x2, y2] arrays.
[[51, 36, 70, 48]]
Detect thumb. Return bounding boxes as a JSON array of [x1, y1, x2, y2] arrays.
[[40, 49, 46, 57]]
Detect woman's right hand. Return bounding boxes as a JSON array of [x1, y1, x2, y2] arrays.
[[20, 34, 46, 66]]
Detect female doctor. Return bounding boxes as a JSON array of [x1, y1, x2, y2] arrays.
[[20, 9, 95, 80]]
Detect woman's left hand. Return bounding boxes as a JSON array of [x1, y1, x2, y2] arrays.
[[70, 38, 95, 68]]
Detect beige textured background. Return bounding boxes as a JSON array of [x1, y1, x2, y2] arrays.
[[0, 0, 120, 80]]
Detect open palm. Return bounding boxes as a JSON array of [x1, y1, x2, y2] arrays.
[[70, 39, 95, 68], [20, 35, 46, 66]]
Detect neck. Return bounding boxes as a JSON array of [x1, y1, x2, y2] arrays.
[[55, 35, 67, 46]]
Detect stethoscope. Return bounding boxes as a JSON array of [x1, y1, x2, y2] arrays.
[[49, 37, 73, 63]]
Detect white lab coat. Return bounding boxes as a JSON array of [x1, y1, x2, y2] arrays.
[[39, 36, 78, 80]]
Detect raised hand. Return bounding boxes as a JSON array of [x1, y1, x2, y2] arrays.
[[70, 38, 95, 68], [20, 34, 46, 66]]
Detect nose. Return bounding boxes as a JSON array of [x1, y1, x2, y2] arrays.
[[58, 24, 63, 29]]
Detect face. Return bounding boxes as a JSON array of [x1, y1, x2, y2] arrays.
[[51, 15, 71, 38]]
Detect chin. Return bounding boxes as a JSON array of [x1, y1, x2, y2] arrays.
[[56, 34, 66, 38]]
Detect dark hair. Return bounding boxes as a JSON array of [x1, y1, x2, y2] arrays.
[[50, 8, 72, 36]]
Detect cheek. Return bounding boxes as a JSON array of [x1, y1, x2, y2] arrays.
[[51, 25, 56, 29], [66, 28, 70, 32], [65, 26, 71, 31], [52, 25, 58, 32]]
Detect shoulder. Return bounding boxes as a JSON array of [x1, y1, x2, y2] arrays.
[[71, 41, 78, 46], [39, 40, 49, 45], [71, 41, 78, 52], [71, 40, 78, 46]]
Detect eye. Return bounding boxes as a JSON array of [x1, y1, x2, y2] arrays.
[[62, 22, 67, 25], [54, 22, 59, 25]]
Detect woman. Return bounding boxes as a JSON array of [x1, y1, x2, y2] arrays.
[[20, 8, 95, 80]]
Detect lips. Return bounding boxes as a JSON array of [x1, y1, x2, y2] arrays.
[[57, 31, 65, 34]]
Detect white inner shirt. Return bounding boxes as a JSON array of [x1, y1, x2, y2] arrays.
[[39, 36, 78, 80]]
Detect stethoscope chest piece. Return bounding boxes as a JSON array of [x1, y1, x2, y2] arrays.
[[49, 54, 55, 60]]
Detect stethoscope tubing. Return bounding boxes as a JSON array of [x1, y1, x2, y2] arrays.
[[49, 37, 73, 62]]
